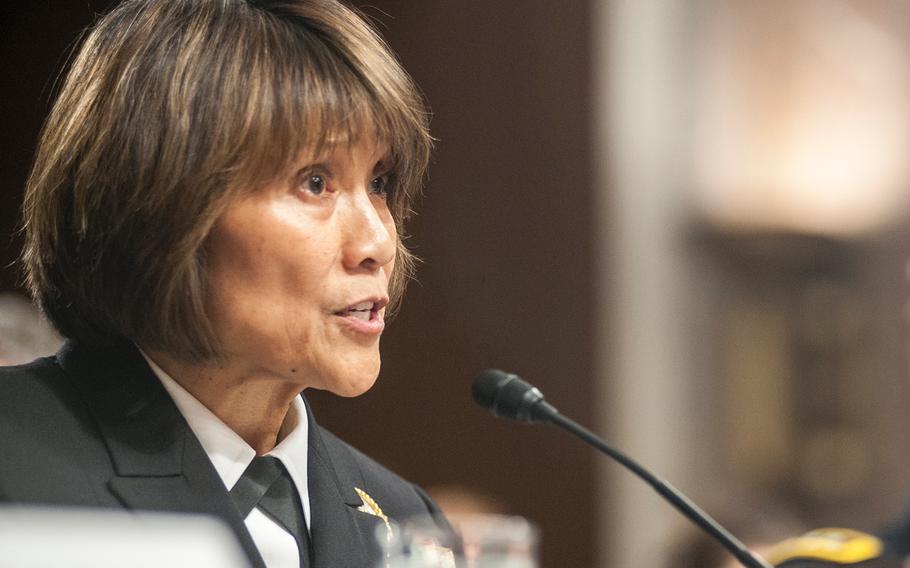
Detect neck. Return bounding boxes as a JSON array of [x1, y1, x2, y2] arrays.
[[143, 348, 303, 454]]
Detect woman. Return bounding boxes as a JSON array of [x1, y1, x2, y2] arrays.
[[0, 1, 445, 567]]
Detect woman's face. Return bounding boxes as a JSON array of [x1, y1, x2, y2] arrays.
[[204, 137, 397, 397]]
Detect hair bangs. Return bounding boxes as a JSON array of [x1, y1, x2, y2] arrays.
[[229, 8, 429, 225], [24, 0, 430, 359]]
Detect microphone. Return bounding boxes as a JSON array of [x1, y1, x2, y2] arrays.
[[472, 369, 774, 568], [471, 369, 559, 423]]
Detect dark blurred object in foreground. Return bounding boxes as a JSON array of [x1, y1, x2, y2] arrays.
[[0, 293, 62, 365]]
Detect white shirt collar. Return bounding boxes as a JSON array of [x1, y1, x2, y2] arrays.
[[138, 349, 311, 526]]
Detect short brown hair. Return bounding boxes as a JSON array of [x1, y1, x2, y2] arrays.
[[22, 0, 431, 361]]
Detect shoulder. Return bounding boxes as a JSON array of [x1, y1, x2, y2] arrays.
[[0, 356, 112, 504], [0, 353, 96, 435], [315, 426, 446, 523], [0, 356, 80, 420], [0, 354, 101, 433]]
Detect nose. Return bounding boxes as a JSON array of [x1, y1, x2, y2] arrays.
[[341, 191, 396, 272]]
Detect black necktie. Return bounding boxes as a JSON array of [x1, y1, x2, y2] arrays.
[[230, 456, 311, 567]]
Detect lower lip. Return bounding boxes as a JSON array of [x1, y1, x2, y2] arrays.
[[334, 310, 385, 335]]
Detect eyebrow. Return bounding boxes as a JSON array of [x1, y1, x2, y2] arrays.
[[373, 156, 394, 175]]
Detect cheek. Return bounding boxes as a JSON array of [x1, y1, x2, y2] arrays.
[[384, 219, 399, 274], [206, 211, 264, 277], [204, 219, 292, 331], [205, 237, 267, 307], [384, 255, 396, 279]]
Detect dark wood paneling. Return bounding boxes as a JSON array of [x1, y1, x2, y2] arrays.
[[0, 2, 119, 291], [308, 3, 598, 567]]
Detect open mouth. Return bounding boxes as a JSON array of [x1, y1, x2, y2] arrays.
[[334, 298, 388, 322], [343, 301, 376, 321]]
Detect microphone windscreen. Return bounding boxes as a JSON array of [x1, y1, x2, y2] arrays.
[[472, 369, 554, 422], [472, 369, 512, 410]]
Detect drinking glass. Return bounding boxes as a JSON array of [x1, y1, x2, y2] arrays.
[[377, 514, 538, 568]]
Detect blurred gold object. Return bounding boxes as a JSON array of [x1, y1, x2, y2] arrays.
[[764, 528, 883, 565]]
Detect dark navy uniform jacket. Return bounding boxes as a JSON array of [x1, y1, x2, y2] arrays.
[[0, 340, 447, 568]]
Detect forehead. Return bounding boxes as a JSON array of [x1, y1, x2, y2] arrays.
[[305, 127, 393, 167]]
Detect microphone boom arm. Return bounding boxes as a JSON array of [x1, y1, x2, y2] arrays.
[[545, 410, 773, 568], [472, 369, 773, 568]]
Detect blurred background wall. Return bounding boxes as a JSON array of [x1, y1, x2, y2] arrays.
[[600, 1, 910, 567], [4, 2, 910, 568]]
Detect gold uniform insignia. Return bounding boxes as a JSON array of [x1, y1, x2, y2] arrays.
[[354, 487, 455, 568], [355, 487, 395, 567]]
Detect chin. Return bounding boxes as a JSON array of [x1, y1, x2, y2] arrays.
[[318, 360, 381, 398], [324, 374, 379, 398]]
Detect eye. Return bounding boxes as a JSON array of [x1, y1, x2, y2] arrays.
[[369, 175, 391, 198], [302, 173, 326, 196]]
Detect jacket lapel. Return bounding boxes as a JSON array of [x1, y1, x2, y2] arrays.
[[304, 398, 385, 568], [57, 341, 388, 568], [57, 341, 266, 568]]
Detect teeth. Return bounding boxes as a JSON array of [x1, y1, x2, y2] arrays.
[[351, 301, 373, 311], [350, 310, 370, 321]]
